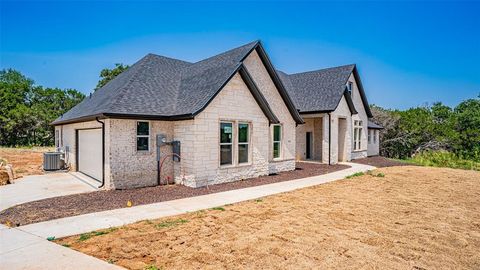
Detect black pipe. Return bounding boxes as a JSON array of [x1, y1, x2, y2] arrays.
[[95, 117, 105, 188], [328, 112, 331, 165]]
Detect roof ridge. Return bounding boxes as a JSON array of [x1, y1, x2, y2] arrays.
[[192, 40, 259, 65], [146, 53, 193, 65], [286, 64, 356, 76]]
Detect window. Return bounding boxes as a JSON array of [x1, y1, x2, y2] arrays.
[[368, 130, 372, 144], [373, 130, 377, 144], [353, 120, 363, 150], [55, 130, 60, 148], [238, 123, 249, 164], [273, 124, 282, 159], [136, 121, 149, 151], [220, 122, 233, 165], [347, 81, 353, 96]]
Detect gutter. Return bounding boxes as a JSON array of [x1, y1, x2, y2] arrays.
[[95, 117, 105, 189]]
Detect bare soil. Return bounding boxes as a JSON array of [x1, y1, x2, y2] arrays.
[[0, 162, 348, 226], [57, 166, 480, 270], [0, 147, 52, 178], [351, 156, 410, 167]]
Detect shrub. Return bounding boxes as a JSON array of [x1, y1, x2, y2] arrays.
[[408, 151, 480, 171]]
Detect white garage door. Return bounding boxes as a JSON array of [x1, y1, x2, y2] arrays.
[[78, 129, 102, 181]]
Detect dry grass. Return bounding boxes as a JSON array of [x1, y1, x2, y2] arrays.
[[57, 166, 480, 269], [0, 147, 52, 178]]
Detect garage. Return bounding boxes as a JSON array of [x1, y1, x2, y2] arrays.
[[77, 128, 102, 181]]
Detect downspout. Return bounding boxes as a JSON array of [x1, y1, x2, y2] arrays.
[[95, 117, 105, 189], [328, 112, 331, 165]]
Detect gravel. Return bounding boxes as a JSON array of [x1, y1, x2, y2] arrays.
[[0, 162, 349, 226]]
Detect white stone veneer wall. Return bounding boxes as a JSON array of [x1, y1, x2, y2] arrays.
[[348, 73, 368, 160], [243, 49, 296, 173], [108, 119, 174, 189], [177, 72, 270, 187]]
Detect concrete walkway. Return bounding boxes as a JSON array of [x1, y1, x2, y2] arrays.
[[0, 172, 98, 211], [20, 162, 375, 238], [0, 224, 123, 269], [2, 162, 374, 269]]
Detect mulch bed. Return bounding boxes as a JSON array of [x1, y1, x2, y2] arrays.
[[0, 162, 348, 227], [351, 156, 411, 168]]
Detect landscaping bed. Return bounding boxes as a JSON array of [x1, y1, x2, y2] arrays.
[[0, 162, 348, 226], [56, 166, 480, 270], [351, 156, 410, 167]]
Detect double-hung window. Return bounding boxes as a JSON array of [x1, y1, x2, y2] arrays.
[[136, 121, 150, 151], [368, 130, 372, 144], [220, 122, 233, 165], [353, 120, 363, 150], [273, 124, 282, 159], [238, 123, 249, 164], [373, 130, 377, 144], [55, 130, 60, 148]]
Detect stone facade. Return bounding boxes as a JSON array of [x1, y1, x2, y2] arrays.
[[367, 129, 380, 156]]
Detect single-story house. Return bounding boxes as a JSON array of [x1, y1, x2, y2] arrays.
[[53, 40, 382, 190], [53, 41, 304, 189], [278, 65, 382, 164]]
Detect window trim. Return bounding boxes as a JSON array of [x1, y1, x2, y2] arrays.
[[347, 81, 353, 96], [353, 120, 363, 151], [219, 121, 234, 166], [237, 122, 251, 165], [272, 124, 282, 160], [136, 121, 150, 152]]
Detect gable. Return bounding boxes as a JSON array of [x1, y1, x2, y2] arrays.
[[243, 48, 303, 126]]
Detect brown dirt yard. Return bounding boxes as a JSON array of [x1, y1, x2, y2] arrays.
[[57, 166, 480, 270], [0, 147, 51, 178]]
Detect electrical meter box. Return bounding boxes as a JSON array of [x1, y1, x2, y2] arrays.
[[156, 134, 167, 146]]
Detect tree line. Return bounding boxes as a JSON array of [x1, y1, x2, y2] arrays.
[[0, 64, 128, 146], [371, 97, 480, 162]]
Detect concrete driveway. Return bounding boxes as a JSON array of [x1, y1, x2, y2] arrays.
[[0, 172, 98, 211]]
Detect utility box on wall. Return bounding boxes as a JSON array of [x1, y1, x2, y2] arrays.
[[172, 141, 181, 162]]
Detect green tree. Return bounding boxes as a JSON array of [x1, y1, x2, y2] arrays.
[[454, 97, 480, 161], [0, 69, 85, 146], [95, 63, 129, 90]]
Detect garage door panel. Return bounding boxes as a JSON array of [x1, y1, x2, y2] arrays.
[[78, 129, 102, 181]]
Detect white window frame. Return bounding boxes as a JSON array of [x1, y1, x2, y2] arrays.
[[347, 81, 353, 96], [237, 122, 251, 164], [353, 120, 363, 151], [136, 121, 150, 152], [220, 121, 234, 166], [272, 124, 282, 159], [373, 130, 377, 144], [368, 130, 372, 144]]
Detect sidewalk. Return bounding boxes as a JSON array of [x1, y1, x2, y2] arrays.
[[2, 162, 374, 269], [19, 162, 375, 238]]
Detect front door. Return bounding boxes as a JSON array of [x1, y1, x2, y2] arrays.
[[306, 132, 312, 159]]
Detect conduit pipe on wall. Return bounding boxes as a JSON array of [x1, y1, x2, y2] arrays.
[[328, 112, 332, 165], [95, 117, 105, 189]]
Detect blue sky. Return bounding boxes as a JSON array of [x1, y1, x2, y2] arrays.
[[1, 1, 479, 110]]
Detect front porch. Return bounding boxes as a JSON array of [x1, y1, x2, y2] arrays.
[[295, 113, 350, 164]]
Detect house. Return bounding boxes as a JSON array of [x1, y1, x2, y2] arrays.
[[52, 41, 304, 189], [53, 40, 382, 190], [278, 64, 381, 164]]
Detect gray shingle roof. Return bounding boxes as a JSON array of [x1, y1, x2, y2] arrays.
[[368, 120, 383, 129], [278, 64, 355, 113], [278, 64, 373, 117], [53, 41, 303, 125]]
